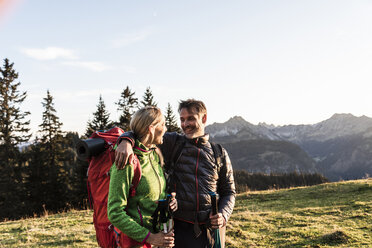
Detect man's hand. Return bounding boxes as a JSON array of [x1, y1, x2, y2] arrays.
[[210, 213, 226, 229], [114, 140, 134, 169]]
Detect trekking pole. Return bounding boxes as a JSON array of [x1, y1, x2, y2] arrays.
[[158, 199, 169, 233], [153, 199, 173, 248], [209, 192, 222, 248], [210, 192, 218, 217], [167, 192, 176, 231], [155, 199, 169, 248]]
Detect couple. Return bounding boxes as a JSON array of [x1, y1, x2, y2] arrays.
[[108, 99, 236, 248]]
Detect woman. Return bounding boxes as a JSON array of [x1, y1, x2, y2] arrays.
[[108, 106, 176, 248]]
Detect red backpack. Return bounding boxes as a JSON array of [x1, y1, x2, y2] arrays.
[[86, 127, 148, 248]]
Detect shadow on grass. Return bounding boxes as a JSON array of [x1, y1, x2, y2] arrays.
[[281, 230, 351, 248], [40, 239, 84, 246]]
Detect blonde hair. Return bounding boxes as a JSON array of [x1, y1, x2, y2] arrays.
[[130, 106, 164, 165], [130, 106, 162, 142]]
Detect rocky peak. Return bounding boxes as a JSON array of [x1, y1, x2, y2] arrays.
[[206, 116, 254, 138], [272, 113, 372, 142]]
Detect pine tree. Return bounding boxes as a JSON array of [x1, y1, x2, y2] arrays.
[[85, 95, 113, 137], [38, 90, 64, 170], [0, 58, 31, 164], [115, 86, 138, 131], [165, 103, 181, 133], [39, 90, 63, 145], [0, 58, 31, 219], [35, 90, 67, 210], [140, 87, 157, 107]]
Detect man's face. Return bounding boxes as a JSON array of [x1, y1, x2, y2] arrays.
[[179, 108, 206, 139]]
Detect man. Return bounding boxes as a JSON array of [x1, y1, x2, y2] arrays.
[[115, 99, 235, 248]]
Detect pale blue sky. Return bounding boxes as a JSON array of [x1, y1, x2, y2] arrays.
[[1, 0, 372, 136]]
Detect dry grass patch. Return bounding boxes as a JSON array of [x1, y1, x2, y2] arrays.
[[0, 209, 97, 248]]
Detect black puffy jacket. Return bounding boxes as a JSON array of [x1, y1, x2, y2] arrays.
[[159, 132, 236, 224]]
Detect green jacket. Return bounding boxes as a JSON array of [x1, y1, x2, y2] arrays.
[[107, 140, 167, 243]]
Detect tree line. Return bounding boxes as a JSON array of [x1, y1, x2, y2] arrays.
[[234, 170, 328, 193], [85, 87, 181, 138], [0, 58, 328, 221], [0, 58, 181, 220]]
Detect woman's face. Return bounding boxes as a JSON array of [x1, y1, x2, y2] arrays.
[[152, 115, 167, 145]]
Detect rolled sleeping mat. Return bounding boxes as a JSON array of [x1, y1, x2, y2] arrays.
[[76, 138, 105, 161]]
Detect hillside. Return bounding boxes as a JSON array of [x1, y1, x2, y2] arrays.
[[1, 179, 371, 247], [223, 139, 317, 173], [207, 114, 372, 181], [303, 134, 372, 181]]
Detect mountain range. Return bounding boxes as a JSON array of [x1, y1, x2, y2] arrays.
[[206, 114, 372, 181]]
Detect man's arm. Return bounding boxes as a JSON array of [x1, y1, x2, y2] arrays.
[[217, 148, 236, 224], [114, 132, 136, 169], [114, 131, 181, 169]]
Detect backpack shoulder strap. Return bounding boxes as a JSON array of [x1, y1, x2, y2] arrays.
[[210, 142, 224, 167], [171, 135, 186, 166], [161, 135, 185, 193], [129, 155, 142, 197]]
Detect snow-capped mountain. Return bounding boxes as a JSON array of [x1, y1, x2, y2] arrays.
[[271, 114, 372, 143], [207, 113, 372, 144], [206, 116, 281, 143], [206, 113, 372, 181]]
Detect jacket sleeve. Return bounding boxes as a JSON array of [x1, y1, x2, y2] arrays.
[[116, 131, 136, 147], [158, 132, 181, 164], [107, 163, 150, 243], [117, 131, 180, 161], [217, 148, 236, 223]]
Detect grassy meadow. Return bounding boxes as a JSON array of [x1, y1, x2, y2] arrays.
[[1, 179, 371, 247]]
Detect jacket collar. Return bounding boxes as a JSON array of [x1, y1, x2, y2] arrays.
[[186, 134, 210, 146], [134, 139, 155, 156]]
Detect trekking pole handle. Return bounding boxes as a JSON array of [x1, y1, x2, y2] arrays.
[[167, 192, 176, 232], [209, 192, 218, 215], [157, 199, 168, 234]]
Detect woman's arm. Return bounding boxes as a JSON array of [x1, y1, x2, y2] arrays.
[[107, 163, 150, 243], [108, 161, 176, 247]]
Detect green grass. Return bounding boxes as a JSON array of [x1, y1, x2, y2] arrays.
[[226, 179, 372, 247], [0, 210, 97, 247], [1, 179, 371, 247]]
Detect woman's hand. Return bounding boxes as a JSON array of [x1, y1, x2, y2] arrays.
[[147, 231, 175, 247], [169, 192, 177, 212]]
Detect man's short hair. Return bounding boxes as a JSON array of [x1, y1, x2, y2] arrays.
[[178, 99, 207, 115]]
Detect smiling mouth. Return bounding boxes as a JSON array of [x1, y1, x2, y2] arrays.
[[184, 127, 194, 132]]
